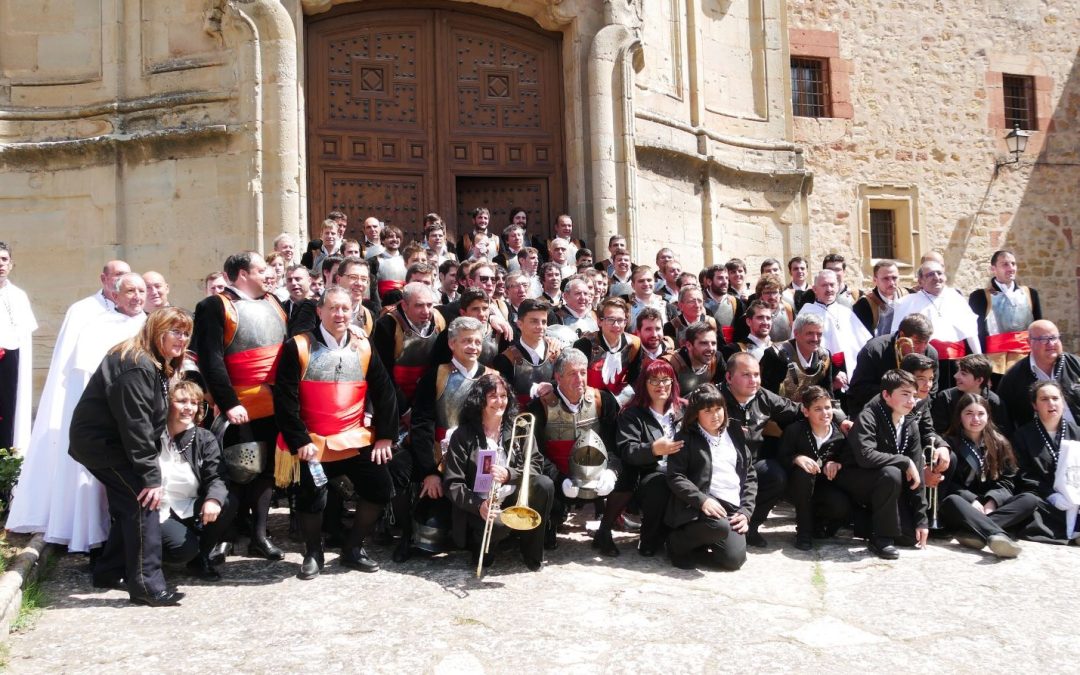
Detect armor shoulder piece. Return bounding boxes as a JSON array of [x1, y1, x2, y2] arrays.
[[435, 363, 452, 398], [354, 334, 372, 373], [220, 293, 239, 349], [627, 333, 641, 362], [294, 332, 312, 379]]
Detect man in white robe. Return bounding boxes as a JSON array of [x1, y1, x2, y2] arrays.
[[796, 269, 871, 392], [891, 260, 980, 383], [0, 242, 38, 451], [7, 270, 144, 552]]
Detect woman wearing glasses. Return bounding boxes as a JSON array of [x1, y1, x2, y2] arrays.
[[1012, 380, 1080, 544], [69, 307, 194, 606], [615, 360, 685, 556]]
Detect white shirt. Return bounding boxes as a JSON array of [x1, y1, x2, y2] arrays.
[[648, 407, 677, 473], [703, 426, 741, 506], [892, 415, 906, 449], [319, 325, 349, 350], [890, 289, 981, 353], [519, 337, 546, 365], [159, 431, 200, 523], [797, 301, 871, 384], [451, 357, 481, 379]]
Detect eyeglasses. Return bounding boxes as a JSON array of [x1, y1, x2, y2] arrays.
[[1031, 335, 1061, 345], [647, 378, 673, 387], [167, 329, 191, 340], [602, 317, 627, 325], [342, 274, 366, 283], [475, 275, 495, 283]]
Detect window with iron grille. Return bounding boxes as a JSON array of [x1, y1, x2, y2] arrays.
[[1002, 74, 1036, 130], [869, 209, 896, 259], [791, 57, 829, 118]]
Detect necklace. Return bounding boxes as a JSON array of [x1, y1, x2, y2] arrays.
[[920, 290, 944, 317], [961, 436, 987, 482], [1037, 420, 1065, 465]]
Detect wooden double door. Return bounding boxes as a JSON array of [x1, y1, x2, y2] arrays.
[[306, 4, 566, 245]]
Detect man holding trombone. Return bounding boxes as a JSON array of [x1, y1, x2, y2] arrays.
[[443, 373, 552, 572]]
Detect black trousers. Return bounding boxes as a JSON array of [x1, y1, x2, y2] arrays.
[[668, 512, 747, 571], [830, 465, 903, 539], [89, 465, 166, 598], [295, 452, 394, 513], [787, 467, 850, 536], [748, 458, 788, 529], [0, 347, 17, 449], [160, 493, 239, 564], [940, 492, 1038, 542], [636, 471, 670, 550], [464, 474, 554, 566]]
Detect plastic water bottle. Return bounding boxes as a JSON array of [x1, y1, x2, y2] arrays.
[[308, 459, 328, 487]]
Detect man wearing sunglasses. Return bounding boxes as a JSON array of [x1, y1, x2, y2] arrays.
[[997, 320, 1080, 429]]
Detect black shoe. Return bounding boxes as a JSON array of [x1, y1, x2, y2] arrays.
[[91, 574, 125, 590], [746, 529, 768, 548], [207, 541, 232, 566], [298, 550, 325, 580], [544, 526, 559, 550], [667, 544, 695, 570], [392, 537, 412, 563], [524, 557, 542, 572], [592, 528, 620, 557], [794, 535, 813, 552], [340, 546, 380, 573], [186, 555, 222, 582], [129, 590, 184, 607], [248, 537, 285, 561], [638, 542, 657, 557], [869, 537, 900, 560]]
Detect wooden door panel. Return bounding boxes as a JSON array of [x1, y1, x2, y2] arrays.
[[325, 170, 425, 242], [455, 177, 548, 238]]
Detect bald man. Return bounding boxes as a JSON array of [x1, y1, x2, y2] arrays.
[[143, 271, 171, 311], [997, 320, 1080, 429]]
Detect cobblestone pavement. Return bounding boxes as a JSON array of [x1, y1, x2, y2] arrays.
[[7, 506, 1078, 673]]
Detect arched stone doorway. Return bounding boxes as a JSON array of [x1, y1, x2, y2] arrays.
[[305, 2, 566, 244]]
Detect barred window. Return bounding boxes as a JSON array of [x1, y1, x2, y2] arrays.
[[791, 57, 829, 118], [1002, 74, 1036, 131], [869, 209, 896, 260]]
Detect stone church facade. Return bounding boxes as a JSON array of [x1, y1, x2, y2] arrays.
[[2, 0, 1078, 370]]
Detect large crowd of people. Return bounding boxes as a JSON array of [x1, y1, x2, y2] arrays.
[[1, 208, 1078, 607]]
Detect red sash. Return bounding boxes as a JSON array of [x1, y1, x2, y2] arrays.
[[378, 279, 405, 297], [830, 353, 845, 369], [393, 364, 427, 403], [986, 330, 1029, 354], [276, 380, 370, 462], [224, 344, 282, 419], [721, 325, 734, 343], [930, 339, 967, 360], [546, 439, 574, 476], [587, 359, 626, 394]]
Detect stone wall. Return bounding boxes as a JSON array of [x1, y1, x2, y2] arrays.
[[787, 0, 1080, 346]]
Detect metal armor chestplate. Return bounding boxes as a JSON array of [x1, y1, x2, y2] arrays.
[[559, 309, 599, 337], [376, 254, 407, 299], [294, 335, 372, 461], [988, 288, 1034, 335], [671, 351, 717, 396], [541, 388, 604, 478], [506, 340, 556, 406], [770, 306, 793, 343], [778, 342, 830, 403], [391, 311, 442, 404], [479, 329, 500, 366], [709, 296, 736, 342], [222, 294, 287, 420], [432, 364, 493, 467]]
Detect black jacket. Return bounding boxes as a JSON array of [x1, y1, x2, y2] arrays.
[[168, 426, 231, 506], [941, 432, 1018, 507], [996, 354, 1080, 431], [443, 423, 540, 515], [616, 405, 682, 471], [778, 419, 845, 468], [1012, 419, 1080, 500], [69, 351, 167, 490], [848, 333, 940, 414], [930, 386, 1011, 436], [721, 386, 802, 461], [665, 424, 757, 528]]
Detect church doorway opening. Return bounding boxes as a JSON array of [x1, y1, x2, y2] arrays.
[[305, 3, 566, 245]]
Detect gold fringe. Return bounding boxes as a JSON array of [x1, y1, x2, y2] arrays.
[[274, 450, 301, 488]]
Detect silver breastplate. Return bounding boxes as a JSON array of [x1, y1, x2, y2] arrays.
[[226, 297, 286, 355]]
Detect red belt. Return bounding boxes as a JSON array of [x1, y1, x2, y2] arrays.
[[930, 339, 967, 360], [378, 280, 405, 297], [224, 344, 282, 387], [546, 439, 574, 476], [299, 381, 368, 437], [393, 364, 427, 404], [830, 353, 845, 368], [986, 330, 1029, 354], [721, 326, 734, 343]]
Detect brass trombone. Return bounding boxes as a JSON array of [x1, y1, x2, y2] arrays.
[[476, 413, 542, 578], [924, 446, 941, 530]]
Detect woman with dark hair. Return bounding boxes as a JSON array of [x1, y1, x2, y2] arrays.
[[778, 386, 848, 551], [1013, 380, 1080, 544], [665, 383, 757, 570], [68, 306, 193, 606], [615, 359, 685, 557], [442, 373, 553, 571], [939, 393, 1033, 557]]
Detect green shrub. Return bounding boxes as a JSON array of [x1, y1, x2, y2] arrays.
[[0, 448, 23, 514]]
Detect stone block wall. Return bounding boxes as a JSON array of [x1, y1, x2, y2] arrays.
[[788, 0, 1080, 346]]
